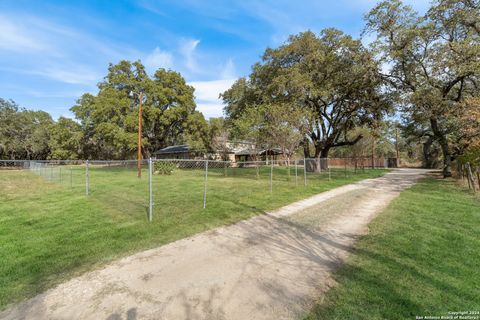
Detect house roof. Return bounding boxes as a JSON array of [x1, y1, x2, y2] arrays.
[[261, 148, 283, 155], [154, 143, 281, 156], [153, 144, 189, 155], [235, 148, 284, 156], [235, 149, 258, 156]]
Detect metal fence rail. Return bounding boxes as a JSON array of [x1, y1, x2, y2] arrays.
[[1, 157, 389, 222]]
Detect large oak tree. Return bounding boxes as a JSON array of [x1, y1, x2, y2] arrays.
[[222, 29, 391, 166], [0, 98, 53, 160], [71, 60, 207, 159], [365, 0, 480, 177]]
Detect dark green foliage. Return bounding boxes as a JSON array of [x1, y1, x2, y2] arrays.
[[0, 98, 53, 160], [48, 117, 83, 160], [365, 0, 480, 176], [1, 60, 209, 161], [222, 29, 392, 159], [71, 61, 208, 159]]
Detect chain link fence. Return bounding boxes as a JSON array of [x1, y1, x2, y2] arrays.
[[1, 157, 388, 222]]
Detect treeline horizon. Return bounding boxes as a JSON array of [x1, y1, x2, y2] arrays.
[[1, 0, 479, 177]]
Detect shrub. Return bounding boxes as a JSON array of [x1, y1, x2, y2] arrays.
[[154, 161, 176, 175]]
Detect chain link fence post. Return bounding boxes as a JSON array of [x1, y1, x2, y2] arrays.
[[85, 160, 89, 196], [203, 160, 208, 209], [303, 158, 307, 187], [270, 161, 273, 193], [295, 160, 298, 186], [149, 158, 153, 222]]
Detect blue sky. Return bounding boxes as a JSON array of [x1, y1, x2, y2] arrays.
[[0, 0, 430, 120]]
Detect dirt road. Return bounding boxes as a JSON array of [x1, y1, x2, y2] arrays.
[[0, 169, 426, 320]]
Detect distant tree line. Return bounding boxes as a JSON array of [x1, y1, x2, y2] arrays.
[[0, 61, 221, 160], [1, 0, 478, 178]]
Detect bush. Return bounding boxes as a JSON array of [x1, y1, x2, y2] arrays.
[[154, 161, 176, 175]]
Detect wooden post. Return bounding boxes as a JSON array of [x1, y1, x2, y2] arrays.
[[467, 163, 476, 192], [137, 92, 143, 178], [476, 167, 480, 190], [371, 138, 376, 169], [149, 158, 153, 220]]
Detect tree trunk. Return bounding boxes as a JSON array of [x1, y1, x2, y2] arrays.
[[430, 117, 452, 178], [304, 145, 329, 172], [303, 138, 311, 158], [422, 136, 435, 168], [286, 156, 291, 181], [440, 142, 452, 178], [319, 147, 330, 170]]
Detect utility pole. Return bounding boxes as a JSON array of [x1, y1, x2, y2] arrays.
[[137, 92, 143, 178]]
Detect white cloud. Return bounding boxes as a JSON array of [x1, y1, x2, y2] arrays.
[[28, 66, 101, 86], [179, 38, 200, 73], [144, 47, 173, 72], [0, 64, 100, 86], [189, 79, 235, 101], [26, 90, 86, 98], [189, 78, 236, 118], [220, 58, 236, 79], [0, 13, 143, 86], [0, 16, 49, 52], [196, 102, 225, 119], [137, 0, 167, 16]]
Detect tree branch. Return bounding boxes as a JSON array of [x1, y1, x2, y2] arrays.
[[331, 134, 364, 147]]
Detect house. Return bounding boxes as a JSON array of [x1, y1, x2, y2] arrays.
[[153, 142, 284, 163], [152, 145, 193, 159], [234, 148, 283, 162], [153, 141, 255, 161]]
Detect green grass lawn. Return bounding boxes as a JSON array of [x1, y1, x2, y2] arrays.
[[306, 176, 480, 320], [0, 164, 386, 310]]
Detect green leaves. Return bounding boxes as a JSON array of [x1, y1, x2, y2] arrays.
[[367, 0, 479, 176], [0, 99, 54, 160], [223, 29, 390, 158], [48, 117, 83, 160], [70, 60, 203, 159]]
